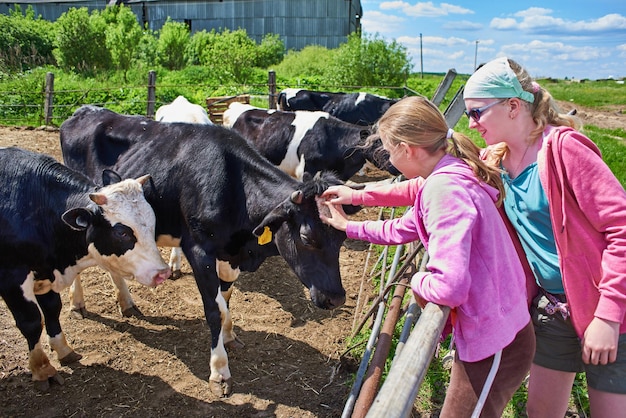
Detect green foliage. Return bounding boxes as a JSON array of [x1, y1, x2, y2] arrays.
[[273, 45, 335, 85], [135, 27, 159, 69], [328, 32, 413, 89], [0, 5, 56, 71], [157, 18, 189, 70], [584, 126, 626, 187], [53, 7, 111, 74], [256, 33, 285, 68], [537, 78, 626, 109], [197, 28, 259, 84], [104, 5, 142, 80]]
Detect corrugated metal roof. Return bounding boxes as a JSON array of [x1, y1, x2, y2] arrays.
[[1, 0, 362, 50]]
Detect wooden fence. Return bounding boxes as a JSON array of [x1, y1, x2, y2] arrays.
[[0, 69, 466, 129]]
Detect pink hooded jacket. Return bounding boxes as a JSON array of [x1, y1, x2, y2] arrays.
[[346, 154, 530, 362], [536, 125, 626, 338]]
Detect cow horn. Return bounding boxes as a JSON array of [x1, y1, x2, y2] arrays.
[[290, 190, 303, 204]]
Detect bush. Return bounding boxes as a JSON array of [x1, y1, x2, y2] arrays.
[[328, 32, 413, 88], [0, 5, 56, 71], [256, 33, 285, 68], [104, 5, 142, 80], [157, 18, 189, 70], [54, 7, 111, 74]]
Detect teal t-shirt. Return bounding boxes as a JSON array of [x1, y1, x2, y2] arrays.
[[502, 163, 564, 294]]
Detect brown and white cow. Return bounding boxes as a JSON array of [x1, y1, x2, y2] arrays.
[[0, 147, 170, 390]]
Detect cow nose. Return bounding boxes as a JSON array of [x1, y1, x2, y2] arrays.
[[154, 267, 172, 285], [328, 295, 346, 309], [310, 288, 346, 310]]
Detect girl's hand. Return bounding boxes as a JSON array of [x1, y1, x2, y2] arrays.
[[582, 317, 620, 365], [320, 185, 354, 205], [319, 201, 349, 231]]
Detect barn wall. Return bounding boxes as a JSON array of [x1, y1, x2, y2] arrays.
[[1, 0, 362, 51]]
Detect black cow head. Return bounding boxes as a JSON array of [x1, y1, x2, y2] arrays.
[[253, 172, 360, 309]]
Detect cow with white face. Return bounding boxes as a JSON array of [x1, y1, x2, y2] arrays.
[[0, 147, 170, 391]]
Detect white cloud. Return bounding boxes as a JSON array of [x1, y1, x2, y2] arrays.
[[490, 8, 626, 35], [381, 1, 474, 17], [361, 11, 406, 34], [443, 20, 483, 31], [490, 17, 517, 30]]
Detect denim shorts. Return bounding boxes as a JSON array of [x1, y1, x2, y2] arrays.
[[531, 291, 626, 393]]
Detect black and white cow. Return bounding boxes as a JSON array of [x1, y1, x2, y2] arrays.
[[59, 105, 360, 396], [277, 88, 399, 126], [0, 147, 170, 390], [69, 95, 220, 320], [223, 102, 399, 181]]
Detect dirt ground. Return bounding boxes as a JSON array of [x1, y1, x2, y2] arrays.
[[0, 125, 382, 418], [0, 103, 624, 418]]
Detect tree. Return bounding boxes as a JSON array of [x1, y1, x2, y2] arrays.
[[104, 5, 142, 81], [198, 28, 258, 84], [157, 18, 189, 70], [53, 7, 111, 73], [256, 33, 285, 68], [328, 32, 413, 88], [0, 5, 56, 71]]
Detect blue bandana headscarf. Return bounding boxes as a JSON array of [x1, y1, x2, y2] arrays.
[[464, 57, 535, 103]]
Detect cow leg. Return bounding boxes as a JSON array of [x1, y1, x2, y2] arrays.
[[169, 247, 184, 280], [184, 245, 232, 397], [36, 289, 82, 367], [109, 273, 142, 317], [217, 260, 243, 349], [68, 274, 87, 319], [0, 272, 61, 391]]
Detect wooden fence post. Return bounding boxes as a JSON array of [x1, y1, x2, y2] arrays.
[[431, 68, 457, 106], [147, 70, 156, 118], [268, 70, 277, 109], [443, 85, 466, 129], [366, 303, 450, 418], [43, 72, 54, 126]]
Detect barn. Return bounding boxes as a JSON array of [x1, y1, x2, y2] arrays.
[[1, 0, 362, 51]]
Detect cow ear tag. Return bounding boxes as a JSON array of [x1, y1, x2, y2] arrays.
[[258, 226, 272, 245]]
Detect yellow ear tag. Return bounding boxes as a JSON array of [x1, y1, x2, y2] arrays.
[[257, 226, 272, 245]]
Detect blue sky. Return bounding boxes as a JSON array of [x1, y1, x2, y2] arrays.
[[359, 1, 626, 80]]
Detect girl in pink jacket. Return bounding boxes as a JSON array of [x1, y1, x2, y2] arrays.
[[320, 96, 534, 417], [464, 56, 626, 418]]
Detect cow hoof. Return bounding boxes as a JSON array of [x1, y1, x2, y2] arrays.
[[33, 372, 65, 392], [121, 305, 143, 317], [170, 269, 183, 280], [59, 350, 83, 366], [225, 337, 245, 350], [209, 378, 233, 397], [69, 307, 88, 319], [33, 379, 50, 392]]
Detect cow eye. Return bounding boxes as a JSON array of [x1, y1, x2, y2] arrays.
[[112, 224, 133, 242], [299, 231, 320, 249]]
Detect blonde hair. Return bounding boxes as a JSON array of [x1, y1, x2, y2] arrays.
[[486, 58, 583, 166], [371, 96, 506, 206]]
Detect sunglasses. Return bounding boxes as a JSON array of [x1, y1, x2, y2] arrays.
[[464, 99, 507, 122]]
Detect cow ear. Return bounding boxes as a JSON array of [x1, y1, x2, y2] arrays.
[[253, 205, 288, 237], [62, 208, 93, 231], [102, 169, 122, 186]]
